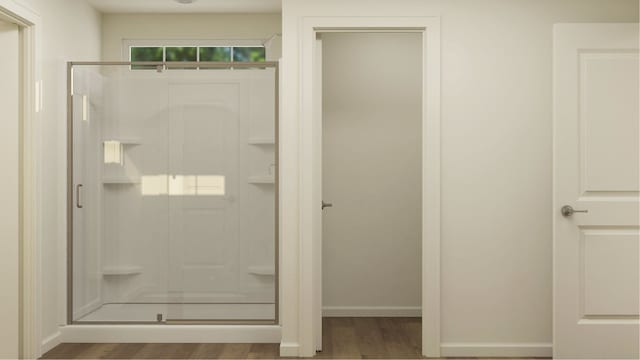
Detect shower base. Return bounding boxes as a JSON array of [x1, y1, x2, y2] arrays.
[[77, 302, 275, 322]]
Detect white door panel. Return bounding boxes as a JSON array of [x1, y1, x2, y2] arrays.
[[553, 23, 640, 359], [580, 52, 639, 193]]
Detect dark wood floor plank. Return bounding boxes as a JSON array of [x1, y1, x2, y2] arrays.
[[401, 318, 422, 355], [188, 343, 225, 359], [41, 343, 95, 359], [101, 343, 145, 359], [72, 343, 119, 359], [217, 343, 252, 359], [247, 343, 280, 359], [376, 317, 420, 358], [329, 318, 361, 359], [353, 317, 387, 358], [134, 343, 197, 359]]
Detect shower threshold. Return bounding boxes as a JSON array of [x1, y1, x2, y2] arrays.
[[76, 302, 275, 323]]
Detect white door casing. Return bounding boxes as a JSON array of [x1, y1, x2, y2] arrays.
[[553, 23, 640, 359], [0, 19, 20, 359], [0, 1, 41, 357], [297, 16, 441, 358]]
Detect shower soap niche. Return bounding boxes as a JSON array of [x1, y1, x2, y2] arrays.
[[248, 137, 275, 145], [102, 265, 143, 276], [102, 137, 142, 145], [248, 175, 275, 184], [102, 177, 141, 185]]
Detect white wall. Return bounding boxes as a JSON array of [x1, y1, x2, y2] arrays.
[[101, 13, 282, 61], [280, 0, 639, 356], [12, 0, 102, 354], [321, 33, 422, 313]]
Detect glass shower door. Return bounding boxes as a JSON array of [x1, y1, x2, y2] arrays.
[[71, 67, 103, 323], [69, 63, 277, 324], [163, 69, 277, 322]]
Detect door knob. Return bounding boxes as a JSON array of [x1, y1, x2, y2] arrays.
[[561, 205, 588, 217], [322, 201, 333, 210]]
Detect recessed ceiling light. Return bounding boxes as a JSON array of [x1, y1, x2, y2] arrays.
[[174, 0, 197, 4]]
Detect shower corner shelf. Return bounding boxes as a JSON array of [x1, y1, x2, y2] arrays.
[[102, 265, 142, 276], [103, 177, 141, 185], [248, 266, 275, 276], [248, 175, 275, 184], [103, 137, 142, 145], [248, 137, 275, 145]]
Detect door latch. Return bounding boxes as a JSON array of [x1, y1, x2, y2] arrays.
[[561, 205, 588, 217]]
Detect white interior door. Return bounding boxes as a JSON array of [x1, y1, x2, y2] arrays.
[[553, 23, 639, 359], [0, 19, 20, 359]]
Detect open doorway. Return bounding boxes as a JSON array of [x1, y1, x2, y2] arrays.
[[317, 32, 423, 357]]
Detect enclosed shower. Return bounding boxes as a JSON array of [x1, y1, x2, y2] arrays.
[[67, 61, 278, 324]]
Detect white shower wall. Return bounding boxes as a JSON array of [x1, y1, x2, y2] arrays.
[[72, 66, 277, 322]]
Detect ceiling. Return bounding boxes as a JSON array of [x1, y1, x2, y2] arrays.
[[86, 0, 282, 13]]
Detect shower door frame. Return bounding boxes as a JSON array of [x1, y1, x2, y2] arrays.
[[66, 61, 280, 325]]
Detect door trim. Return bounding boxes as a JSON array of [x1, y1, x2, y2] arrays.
[[296, 16, 441, 358], [0, 0, 42, 358]]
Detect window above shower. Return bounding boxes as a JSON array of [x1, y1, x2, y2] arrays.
[[125, 39, 267, 70]]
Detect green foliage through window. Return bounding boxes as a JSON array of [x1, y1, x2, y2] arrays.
[[199, 47, 231, 62], [129, 45, 266, 70], [165, 47, 197, 62], [130, 47, 163, 69], [233, 47, 266, 62]]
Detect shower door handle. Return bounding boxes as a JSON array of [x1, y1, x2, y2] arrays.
[[76, 184, 83, 209]]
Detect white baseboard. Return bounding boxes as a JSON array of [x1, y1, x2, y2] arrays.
[[440, 342, 553, 357], [322, 306, 421, 317], [61, 325, 281, 343], [40, 330, 62, 356], [279, 342, 299, 357]]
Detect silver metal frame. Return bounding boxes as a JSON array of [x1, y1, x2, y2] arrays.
[[67, 61, 280, 326]]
